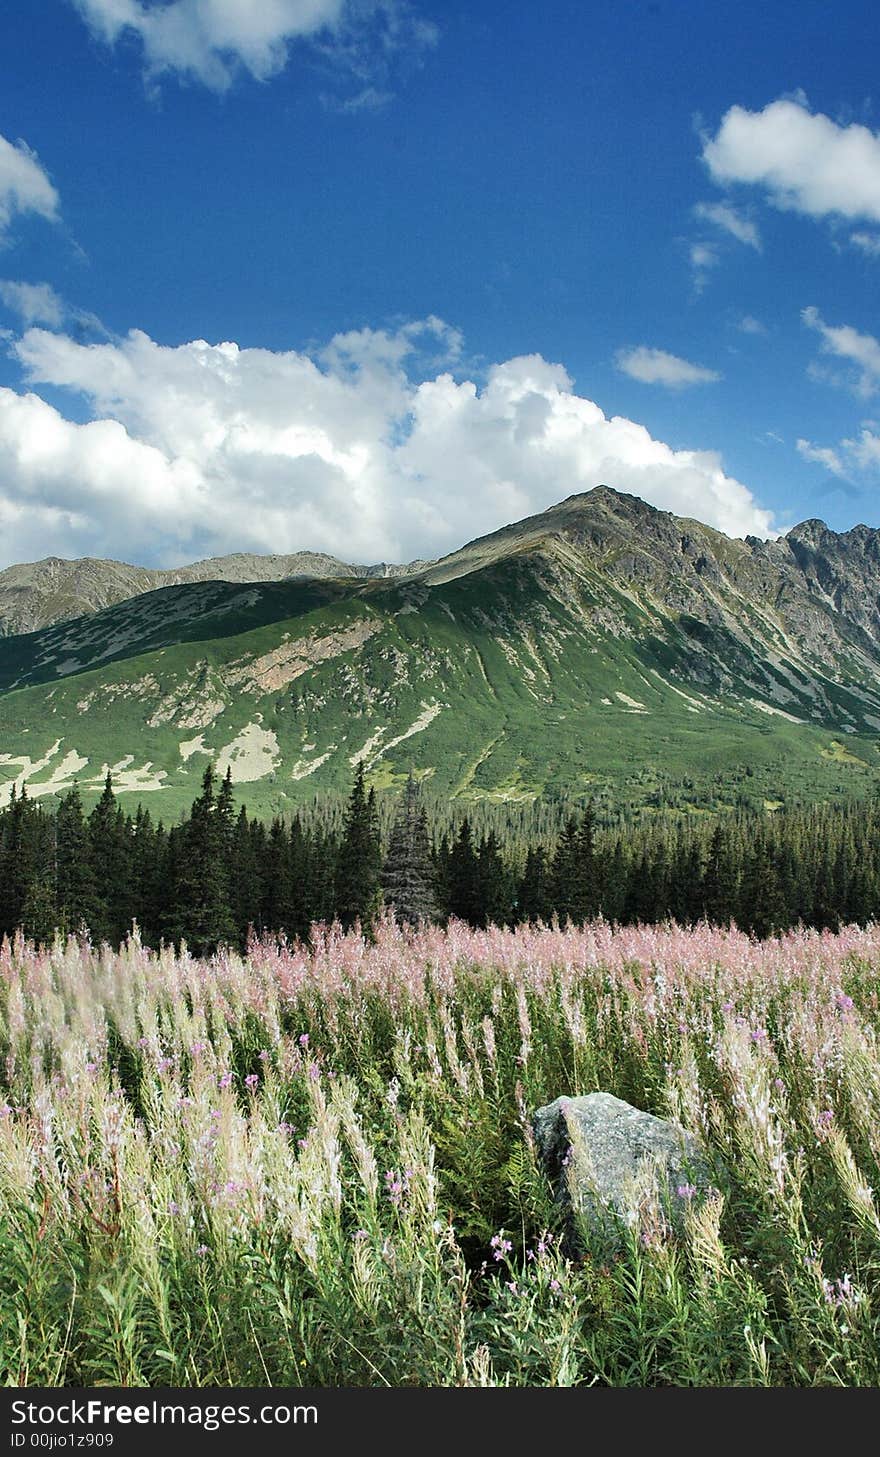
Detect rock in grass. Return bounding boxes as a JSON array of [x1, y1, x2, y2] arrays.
[[533, 1092, 712, 1251]]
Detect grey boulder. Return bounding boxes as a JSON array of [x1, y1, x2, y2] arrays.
[[533, 1092, 713, 1250]]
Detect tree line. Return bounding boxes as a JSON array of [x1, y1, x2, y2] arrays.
[[3, 763, 880, 952]]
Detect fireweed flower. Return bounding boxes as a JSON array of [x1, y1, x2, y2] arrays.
[[677, 1184, 698, 1200], [244, 1074, 259, 1091], [384, 1169, 411, 1206], [822, 1273, 862, 1309], [218, 1072, 233, 1089], [490, 1233, 513, 1261]]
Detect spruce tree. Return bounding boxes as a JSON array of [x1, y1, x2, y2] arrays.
[[88, 773, 132, 944], [382, 774, 436, 925], [336, 763, 382, 930], [446, 818, 481, 925], [703, 824, 738, 926], [550, 816, 581, 924], [477, 830, 512, 927], [55, 784, 95, 935], [261, 817, 292, 936], [518, 845, 551, 923], [230, 805, 263, 946], [168, 764, 236, 954]]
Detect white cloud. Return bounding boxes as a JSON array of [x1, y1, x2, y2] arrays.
[[803, 305, 880, 398], [0, 133, 59, 240], [738, 315, 767, 336], [0, 280, 64, 327], [703, 98, 880, 223], [72, 0, 436, 93], [615, 345, 721, 389], [795, 426, 880, 480], [693, 201, 761, 249], [689, 243, 717, 270], [842, 428, 880, 470], [851, 230, 880, 257], [0, 319, 774, 570], [796, 438, 845, 477]]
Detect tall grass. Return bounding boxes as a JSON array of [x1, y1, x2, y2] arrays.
[[3, 915, 880, 1386]]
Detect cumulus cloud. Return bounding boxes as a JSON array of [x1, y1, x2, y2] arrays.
[[0, 133, 60, 241], [738, 315, 767, 336], [693, 200, 761, 249], [72, 0, 436, 94], [0, 280, 65, 327], [0, 318, 774, 569], [803, 306, 880, 398], [703, 98, 880, 224], [796, 438, 846, 477], [615, 345, 721, 389]]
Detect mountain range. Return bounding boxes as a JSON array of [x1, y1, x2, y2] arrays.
[[1, 485, 879, 817]]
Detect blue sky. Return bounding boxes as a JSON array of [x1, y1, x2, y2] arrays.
[[0, 0, 878, 568]]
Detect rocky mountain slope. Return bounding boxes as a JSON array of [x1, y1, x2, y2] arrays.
[[1, 486, 879, 816], [0, 550, 426, 637]]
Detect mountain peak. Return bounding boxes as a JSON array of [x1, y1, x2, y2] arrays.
[[786, 518, 835, 546]]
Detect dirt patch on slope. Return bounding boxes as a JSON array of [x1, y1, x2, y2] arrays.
[[226, 618, 382, 694]]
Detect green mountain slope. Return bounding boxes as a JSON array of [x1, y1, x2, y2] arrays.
[[1, 487, 879, 817]]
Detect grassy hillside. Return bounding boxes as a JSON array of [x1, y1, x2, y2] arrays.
[[1, 490, 879, 818]]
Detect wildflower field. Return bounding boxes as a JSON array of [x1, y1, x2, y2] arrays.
[[3, 916, 880, 1388]]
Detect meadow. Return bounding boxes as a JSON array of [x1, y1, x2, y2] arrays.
[[3, 915, 880, 1387]]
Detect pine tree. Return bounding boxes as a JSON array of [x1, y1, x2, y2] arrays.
[[477, 830, 512, 927], [445, 818, 481, 925], [336, 763, 382, 930], [550, 816, 581, 924], [168, 764, 236, 954], [22, 870, 58, 946], [261, 817, 292, 935], [55, 784, 95, 935], [573, 803, 598, 922], [0, 787, 52, 937], [88, 773, 132, 944], [702, 824, 738, 926], [518, 845, 551, 923], [382, 774, 436, 925], [130, 808, 163, 944], [230, 805, 263, 946]]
